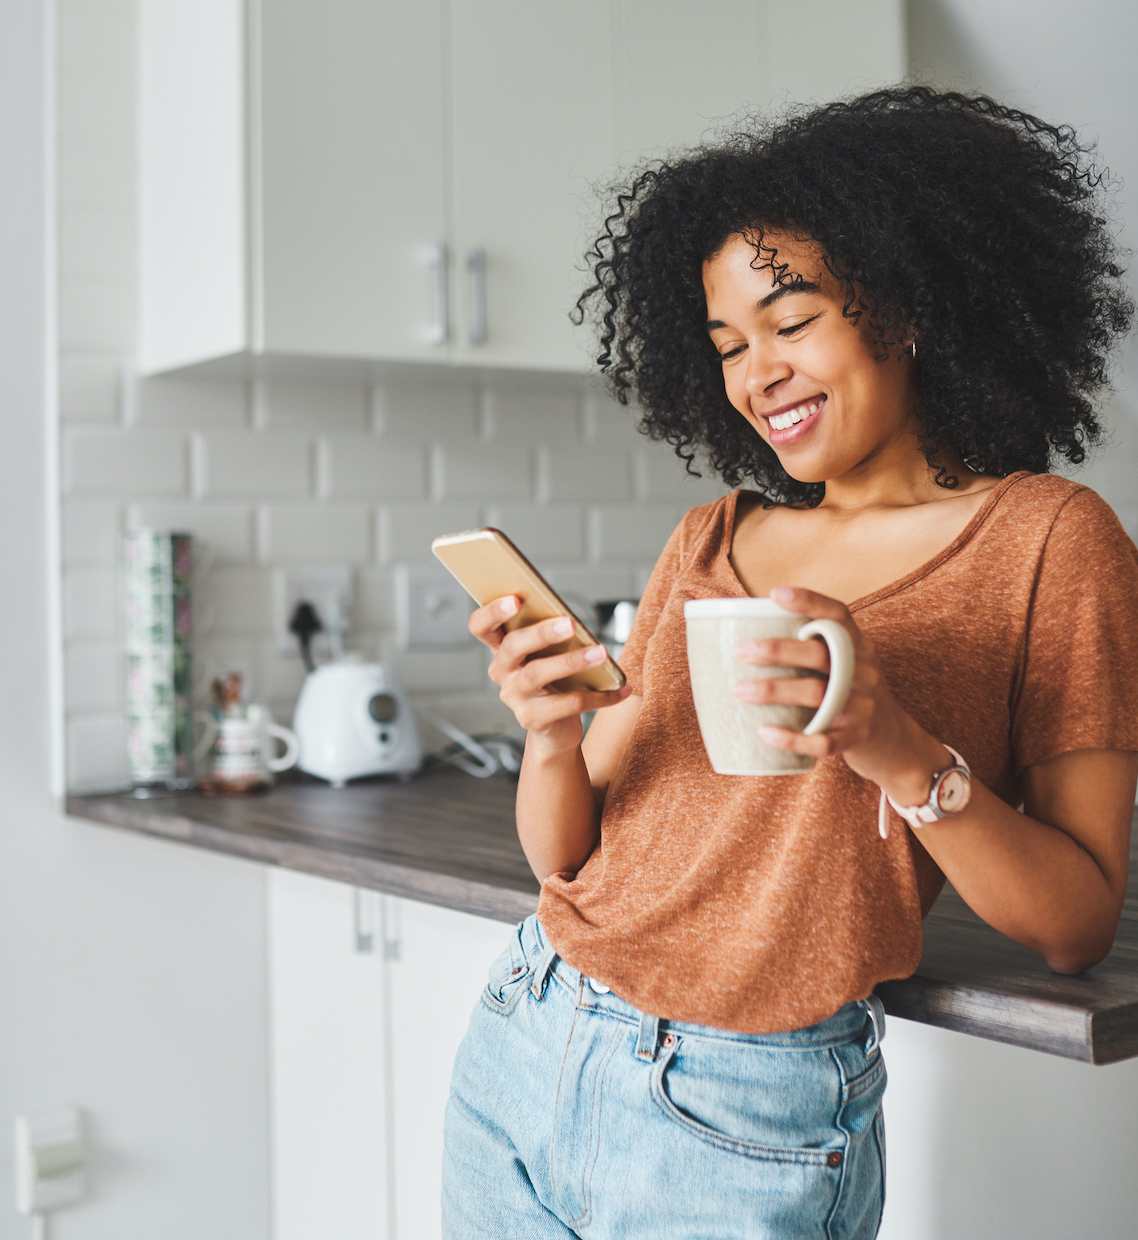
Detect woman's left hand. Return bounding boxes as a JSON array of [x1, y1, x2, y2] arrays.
[[733, 586, 948, 800]]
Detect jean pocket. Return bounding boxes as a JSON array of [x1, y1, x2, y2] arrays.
[[838, 1050, 887, 1138], [480, 923, 532, 1016], [649, 1035, 845, 1167]]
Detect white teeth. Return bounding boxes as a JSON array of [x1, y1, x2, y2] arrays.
[[769, 400, 822, 431]]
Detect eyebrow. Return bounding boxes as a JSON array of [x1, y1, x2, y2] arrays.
[[706, 280, 822, 331]]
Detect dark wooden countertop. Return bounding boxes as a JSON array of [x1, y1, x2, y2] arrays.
[[66, 768, 1138, 1065]]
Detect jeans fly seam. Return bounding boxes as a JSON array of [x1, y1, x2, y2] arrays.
[[823, 1046, 850, 1240], [570, 1020, 625, 1228], [549, 1003, 581, 1222]]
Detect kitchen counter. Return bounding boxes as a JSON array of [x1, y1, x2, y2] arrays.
[[67, 768, 1138, 1065]]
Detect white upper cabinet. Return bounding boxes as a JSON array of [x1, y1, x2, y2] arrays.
[[138, 0, 904, 378], [448, 0, 615, 372]]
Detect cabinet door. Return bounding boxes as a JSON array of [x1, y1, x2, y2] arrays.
[[448, 0, 615, 373], [267, 869, 390, 1240], [386, 899, 513, 1240], [258, 0, 450, 361]]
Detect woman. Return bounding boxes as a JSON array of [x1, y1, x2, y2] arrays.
[[442, 88, 1138, 1238]]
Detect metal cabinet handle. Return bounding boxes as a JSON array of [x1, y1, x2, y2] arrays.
[[426, 242, 448, 346], [467, 246, 487, 347]]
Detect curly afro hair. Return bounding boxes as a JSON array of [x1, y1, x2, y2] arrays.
[[575, 86, 1134, 507]]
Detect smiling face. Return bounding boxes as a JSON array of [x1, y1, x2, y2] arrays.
[[703, 231, 919, 488]]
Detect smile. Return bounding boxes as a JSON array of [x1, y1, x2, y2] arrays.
[[767, 396, 825, 431]]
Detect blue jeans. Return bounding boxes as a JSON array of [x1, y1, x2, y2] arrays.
[[443, 915, 887, 1238]]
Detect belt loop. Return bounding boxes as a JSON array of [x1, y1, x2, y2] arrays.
[[635, 1012, 660, 1062], [530, 944, 558, 1001], [863, 995, 886, 1056]]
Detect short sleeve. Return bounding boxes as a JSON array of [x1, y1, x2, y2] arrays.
[[617, 501, 720, 695], [1011, 487, 1138, 770]]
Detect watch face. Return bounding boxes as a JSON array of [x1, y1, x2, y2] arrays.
[[937, 770, 971, 815]]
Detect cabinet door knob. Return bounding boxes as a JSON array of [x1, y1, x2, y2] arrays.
[[467, 247, 488, 347], [426, 242, 449, 346]]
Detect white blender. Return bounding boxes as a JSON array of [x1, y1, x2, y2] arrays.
[[288, 597, 422, 786]]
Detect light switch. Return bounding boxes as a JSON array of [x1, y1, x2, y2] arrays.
[[395, 564, 473, 648]]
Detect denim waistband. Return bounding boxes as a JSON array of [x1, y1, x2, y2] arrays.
[[521, 914, 885, 1055]]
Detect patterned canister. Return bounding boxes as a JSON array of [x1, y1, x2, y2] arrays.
[[122, 530, 194, 792]]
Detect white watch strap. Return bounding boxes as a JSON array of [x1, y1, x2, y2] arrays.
[[877, 746, 970, 840]]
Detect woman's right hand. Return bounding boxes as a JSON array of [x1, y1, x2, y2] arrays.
[[469, 596, 631, 756]]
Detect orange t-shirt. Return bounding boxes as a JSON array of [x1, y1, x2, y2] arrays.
[[538, 472, 1138, 1033]]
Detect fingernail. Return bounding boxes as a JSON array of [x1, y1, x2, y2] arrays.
[[732, 681, 755, 699], [583, 644, 607, 664], [500, 597, 519, 617], [770, 587, 794, 604], [552, 616, 574, 638], [735, 641, 758, 658], [759, 725, 782, 742], [618, 685, 631, 698]]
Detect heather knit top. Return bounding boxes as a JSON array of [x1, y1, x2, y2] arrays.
[[538, 473, 1138, 1033]]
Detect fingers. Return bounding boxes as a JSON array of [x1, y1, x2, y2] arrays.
[[509, 686, 630, 732], [733, 674, 826, 709], [736, 637, 830, 674], [505, 641, 612, 696], [768, 585, 852, 625], [758, 703, 872, 757], [469, 595, 520, 647]]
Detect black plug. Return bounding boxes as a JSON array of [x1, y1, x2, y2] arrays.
[[288, 600, 323, 673]]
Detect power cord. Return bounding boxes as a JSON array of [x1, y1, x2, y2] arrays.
[[288, 601, 323, 673], [418, 708, 523, 779]]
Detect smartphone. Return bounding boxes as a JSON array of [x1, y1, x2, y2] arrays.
[[431, 527, 626, 693]]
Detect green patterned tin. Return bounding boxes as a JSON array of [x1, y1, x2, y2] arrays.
[[122, 530, 194, 792]]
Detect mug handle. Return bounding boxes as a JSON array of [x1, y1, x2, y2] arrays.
[[796, 620, 856, 737], [193, 710, 219, 763], [266, 723, 300, 773]]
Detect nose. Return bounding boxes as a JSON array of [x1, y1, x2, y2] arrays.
[[743, 342, 792, 402]]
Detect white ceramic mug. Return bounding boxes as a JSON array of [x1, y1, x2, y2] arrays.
[[196, 705, 299, 791], [684, 598, 856, 775]]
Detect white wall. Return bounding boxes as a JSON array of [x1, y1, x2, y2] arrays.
[[0, 2, 272, 1237], [879, 5, 1138, 1238]]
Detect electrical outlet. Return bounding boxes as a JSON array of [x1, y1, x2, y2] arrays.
[[276, 567, 353, 654], [396, 563, 473, 648]]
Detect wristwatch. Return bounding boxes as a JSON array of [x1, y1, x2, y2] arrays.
[[885, 745, 972, 832]]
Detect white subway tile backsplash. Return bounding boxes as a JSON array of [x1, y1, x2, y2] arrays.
[[132, 375, 249, 427], [197, 568, 276, 636], [59, 133, 134, 211], [635, 444, 731, 503], [589, 504, 680, 562], [542, 565, 637, 608], [127, 504, 256, 564], [582, 391, 644, 444], [485, 504, 585, 561], [255, 646, 309, 708], [380, 640, 489, 693], [257, 381, 368, 432], [194, 638, 260, 704], [487, 390, 582, 441], [538, 446, 631, 501], [200, 433, 312, 499], [64, 641, 120, 712], [381, 502, 481, 562], [437, 443, 532, 501], [261, 505, 372, 564], [356, 567, 397, 630], [62, 501, 121, 564], [67, 712, 125, 792], [64, 428, 187, 496], [60, 352, 121, 423], [321, 437, 427, 500], [382, 384, 479, 440], [63, 569, 118, 639]]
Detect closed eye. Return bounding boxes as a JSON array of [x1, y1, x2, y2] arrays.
[[778, 314, 820, 337], [718, 344, 746, 361]]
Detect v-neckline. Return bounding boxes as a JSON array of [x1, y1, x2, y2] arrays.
[[718, 470, 1031, 612]]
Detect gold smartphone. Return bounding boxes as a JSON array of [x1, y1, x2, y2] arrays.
[[431, 527, 626, 693]]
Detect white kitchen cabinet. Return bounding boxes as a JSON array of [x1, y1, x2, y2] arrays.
[[139, 0, 904, 378], [267, 868, 512, 1240], [139, 0, 448, 374]]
